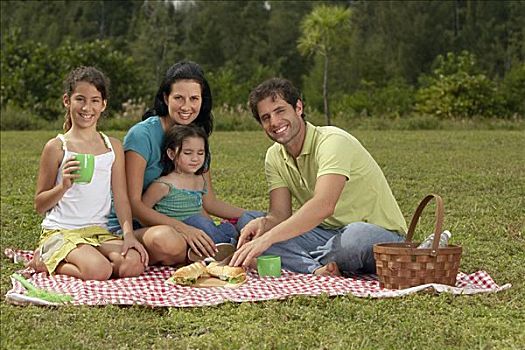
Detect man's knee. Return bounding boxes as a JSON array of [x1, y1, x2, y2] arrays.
[[338, 222, 404, 274], [236, 210, 265, 231]]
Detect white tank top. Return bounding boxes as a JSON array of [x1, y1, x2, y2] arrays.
[[41, 132, 115, 230]]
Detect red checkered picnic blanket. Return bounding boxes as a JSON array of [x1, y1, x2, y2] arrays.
[[4, 249, 511, 307]]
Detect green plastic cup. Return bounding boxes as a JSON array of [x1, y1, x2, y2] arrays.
[[257, 255, 281, 277], [73, 154, 95, 184]]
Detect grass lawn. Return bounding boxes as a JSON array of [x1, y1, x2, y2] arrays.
[[1, 129, 524, 349]]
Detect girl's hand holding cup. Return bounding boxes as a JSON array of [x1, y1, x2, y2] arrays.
[[61, 156, 82, 189], [61, 154, 95, 189], [72, 154, 95, 184]]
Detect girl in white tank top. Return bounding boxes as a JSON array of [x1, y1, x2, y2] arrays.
[[28, 66, 148, 281], [41, 132, 115, 230]]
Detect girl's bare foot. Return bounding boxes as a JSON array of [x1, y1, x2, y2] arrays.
[[26, 249, 48, 273], [313, 262, 341, 276]]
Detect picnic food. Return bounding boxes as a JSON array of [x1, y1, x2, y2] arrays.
[[170, 260, 247, 286], [206, 261, 247, 284], [171, 262, 209, 285]]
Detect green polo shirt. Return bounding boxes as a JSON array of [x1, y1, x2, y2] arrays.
[[265, 122, 407, 233]]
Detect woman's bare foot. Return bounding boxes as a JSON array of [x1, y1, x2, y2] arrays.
[[313, 262, 341, 276]]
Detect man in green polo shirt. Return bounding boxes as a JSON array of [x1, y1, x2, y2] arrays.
[[230, 78, 407, 276]]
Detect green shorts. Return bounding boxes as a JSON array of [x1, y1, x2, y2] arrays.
[[38, 226, 120, 274]]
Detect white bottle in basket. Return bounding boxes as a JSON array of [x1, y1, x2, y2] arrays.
[[417, 230, 451, 249]]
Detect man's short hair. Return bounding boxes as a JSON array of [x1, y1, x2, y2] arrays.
[[248, 78, 304, 123]]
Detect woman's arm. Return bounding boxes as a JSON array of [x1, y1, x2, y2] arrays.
[[201, 169, 245, 219], [110, 138, 148, 264], [110, 138, 134, 235], [34, 139, 78, 214]]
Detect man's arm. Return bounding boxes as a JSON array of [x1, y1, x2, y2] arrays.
[[230, 173, 347, 267], [236, 187, 293, 248], [265, 173, 346, 243]]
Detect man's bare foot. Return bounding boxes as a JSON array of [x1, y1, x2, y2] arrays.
[[26, 249, 48, 273], [313, 262, 341, 276]]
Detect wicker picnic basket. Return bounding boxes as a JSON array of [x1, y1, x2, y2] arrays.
[[373, 194, 462, 289]]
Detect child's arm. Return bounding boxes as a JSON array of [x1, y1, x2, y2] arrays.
[[142, 181, 170, 209], [202, 170, 245, 219], [109, 137, 148, 265], [34, 139, 79, 214]]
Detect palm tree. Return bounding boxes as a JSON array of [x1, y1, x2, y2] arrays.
[[298, 5, 351, 125]]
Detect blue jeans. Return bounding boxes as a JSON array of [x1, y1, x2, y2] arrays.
[[237, 211, 405, 275], [184, 214, 239, 245]]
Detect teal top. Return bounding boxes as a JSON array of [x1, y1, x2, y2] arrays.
[[153, 180, 207, 221], [124, 116, 165, 191], [107, 116, 165, 228]]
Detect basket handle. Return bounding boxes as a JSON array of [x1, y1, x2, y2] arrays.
[[405, 194, 444, 255]]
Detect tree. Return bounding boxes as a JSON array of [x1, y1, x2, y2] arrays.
[[127, 0, 184, 89], [297, 5, 351, 125], [0, 0, 139, 49], [266, 1, 315, 86]]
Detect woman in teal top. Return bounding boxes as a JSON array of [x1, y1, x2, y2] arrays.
[[114, 61, 244, 266]]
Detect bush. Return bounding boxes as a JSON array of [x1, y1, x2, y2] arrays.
[[415, 51, 506, 118], [1, 29, 146, 122], [397, 115, 441, 130], [1, 29, 62, 120], [98, 117, 139, 132], [332, 79, 415, 118], [207, 63, 276, 108], [98, 99, 146, 131], [499, 64, 525, 116], [213, 104, 260, 131], [330, 114, 442, 131], [0, 102, 51, 130]]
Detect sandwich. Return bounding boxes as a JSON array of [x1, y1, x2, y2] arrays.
[[206, 261, 247, 284], [171, 262, 208, 286]]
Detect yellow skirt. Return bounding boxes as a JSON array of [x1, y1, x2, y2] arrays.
[[38, 226, 120, 274]]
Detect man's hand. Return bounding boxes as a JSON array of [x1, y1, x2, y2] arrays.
[[230, 234, 272, 268], [237, 217, 267, 249]]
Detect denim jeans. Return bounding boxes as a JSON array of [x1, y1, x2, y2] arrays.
[[237, 211, 405, 275], [184, 214, 239, 244]]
